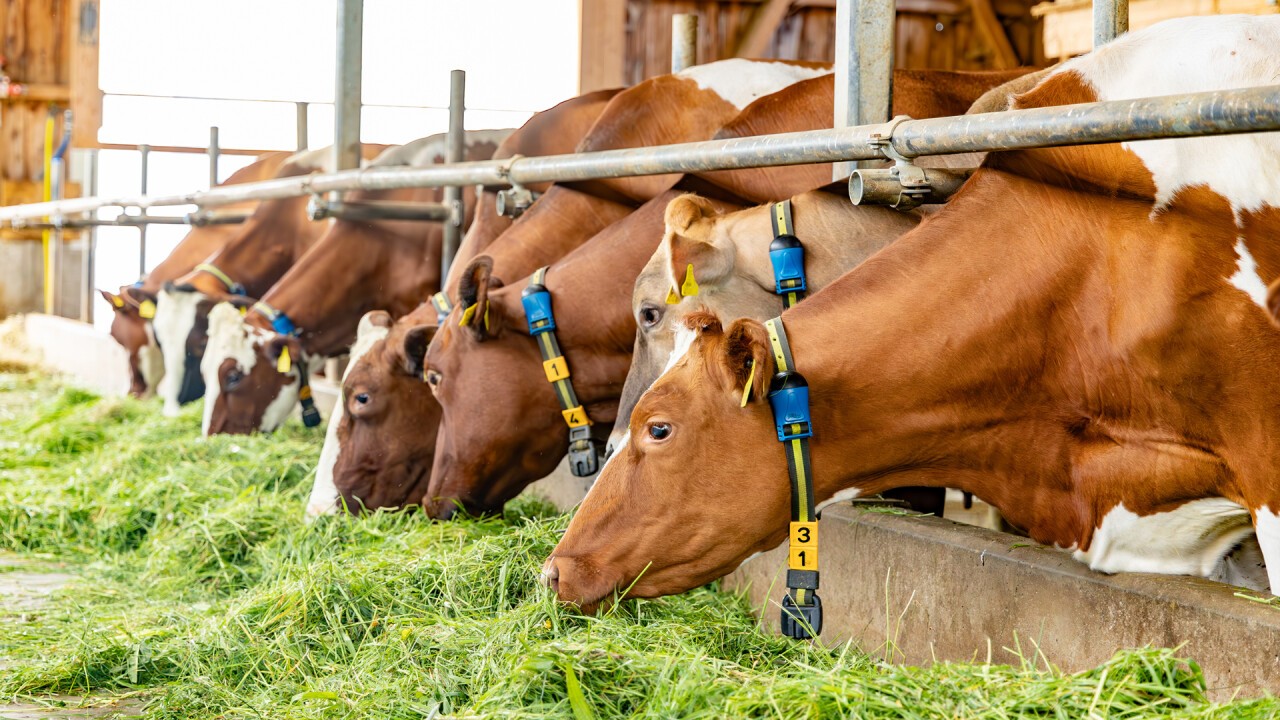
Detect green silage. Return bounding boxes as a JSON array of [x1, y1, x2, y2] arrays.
[[0, 371, 1273, 718]]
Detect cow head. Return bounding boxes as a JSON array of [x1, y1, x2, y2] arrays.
[[101, 286, 163, 398], [200, 302, 303, 435], [610, 194, 780, 459], [154, 283, 254, 416], [309, 310, 441, 516], [546, 312, 788, 613], [422, 257, 572, 519]]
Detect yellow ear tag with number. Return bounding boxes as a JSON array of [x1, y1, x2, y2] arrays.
[[277, 346, 292, 374], [109, 294, 124, 308], [459, 303, 477, 327], [138, 300, 156, 319], [681, 264, 699, 297], [740, 360, 755, 408], [666, 287, 681, 305]]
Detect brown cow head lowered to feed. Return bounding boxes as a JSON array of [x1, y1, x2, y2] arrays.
[[101, 286, 162, 398], [545, 313, 785, 613], [326, 310, 442, 513], [420, 257, 578, 519]]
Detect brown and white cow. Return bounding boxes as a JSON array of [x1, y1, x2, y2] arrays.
[[151, 145, 389, 416], [200, 130, 509, 435], [100, 152, 292, 398], [546, 15, 1280, 611]]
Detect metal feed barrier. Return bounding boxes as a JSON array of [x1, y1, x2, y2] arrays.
[[9, 0, 1273, 317]]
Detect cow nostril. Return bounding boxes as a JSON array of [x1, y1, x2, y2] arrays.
[[541, 559, 561, 593]]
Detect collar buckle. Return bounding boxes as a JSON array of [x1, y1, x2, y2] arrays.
[[769, 235, 807, 295], [768, 371, 813, 442], [567, 425, 601, 477], [780, 592, 823, 639], [521, 283, 555, 335]]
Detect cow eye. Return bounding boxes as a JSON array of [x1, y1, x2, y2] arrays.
[[224, 368, 243, 390], [639, 305, 662, 328], [355, 392, 370, 405], [425, 370, 442, 388], [648, 422, 672, 441]]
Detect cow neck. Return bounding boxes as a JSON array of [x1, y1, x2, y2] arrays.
[[775, 167, 1253, 549], [259, 216, 444, 358], [727, 192, 919, 299], [201, 194, 314, 298]]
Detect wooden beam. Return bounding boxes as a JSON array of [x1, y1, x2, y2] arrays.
[[68, 0, 101, 148], [969, 0, 1020, 67], [578, 0, 627, 92], [735, 0, 793, 58]]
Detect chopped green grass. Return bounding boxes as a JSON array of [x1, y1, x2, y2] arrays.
[[0, 370, 1275, 718]]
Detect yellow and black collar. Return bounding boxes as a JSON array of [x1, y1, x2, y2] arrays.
[[522, 266, 602, 477], [769, 200, 808, 310], [195, 263, 246, 296], [764, 316, 821, 639]]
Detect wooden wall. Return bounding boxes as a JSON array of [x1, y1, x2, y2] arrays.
[[583, 0, 1045, 89]]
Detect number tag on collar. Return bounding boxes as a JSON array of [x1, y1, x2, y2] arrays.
[[788, 545, 818, 571], [277, 346, 292, 374], [543, 357, 570, 382], [562, 406, 590, 428], [138, 300, 156, 319], [790, 521, 818, 548]]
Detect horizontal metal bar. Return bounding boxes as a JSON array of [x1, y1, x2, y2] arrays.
[[187, 209, 253, 226], [307, 197, 451, 222], [2, 84, 1278, 223]]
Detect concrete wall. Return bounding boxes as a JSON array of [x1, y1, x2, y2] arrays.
[[0, 239, 87, 320]]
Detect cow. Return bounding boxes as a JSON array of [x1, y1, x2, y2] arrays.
[[100, 152, 292, 398], [545, 15, 1280, 612], [200, 130, 510, 435], [151, 144, 388, 416], [419, 66, 1035, 521], [302, 89, 624, 516]]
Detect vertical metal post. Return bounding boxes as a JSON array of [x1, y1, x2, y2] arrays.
[[440, 69, 465, 282], [296, 102, 309, 152], [671, 13, 698, 73], [137, 143, 150, 277], [207, 126, 220, 188], [332, 0, 363, 187], [49, 154, 65, 317], [833, 0, 895, 180], [1093, 0, 1129, 48], [79, 149, 98, 323]]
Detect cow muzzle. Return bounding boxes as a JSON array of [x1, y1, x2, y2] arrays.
[[177, 353, 207, 405]]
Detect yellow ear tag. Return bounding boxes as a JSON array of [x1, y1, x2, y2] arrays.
[[109, 294, 124, 308], [681, 264, 699, 297], [484, 306, 491, 332], [666, 287, 681, 305], [138, 300, 156, 319], [277, 346, 292, 374], [740, 360, 755, 408], [459, 303, 477, 327], [238, 306, 248, 317]]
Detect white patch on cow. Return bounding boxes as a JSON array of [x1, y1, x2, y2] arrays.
[[260, 376, 301, 433], [678, 59, 830, 111], [661, 324, 699, 376], [1230, 238, 1270, 309], [815, 487, 862, 515], [1073, 499, 1255, 579], [137, 323, 164, 398], [285, 145, 343, 173], [200, 303, 268, 434], [586, 429, 631, 503], [1064, 16, 1280, 215], [1253, 506, 1280, 596], [153, 287, 206, 416], [306, 315, 390, 518], [373, 129, 515, 169]]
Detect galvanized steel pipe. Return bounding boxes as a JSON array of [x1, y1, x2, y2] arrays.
[[1093, 0, 1129, 48], [2, 84, 1279, 223], [441, 69, 466, 280], [333, 0, 363, 178], [671, 14, 698, 73]]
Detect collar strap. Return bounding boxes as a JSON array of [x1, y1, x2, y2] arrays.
[[195, 263, 246, 296], [251, 301, 298, 337], [296, 362, 322, 428], [521, 266, 601, 477], [430, 291, 453, 324], [764, 316, 822, 639], [769, 200, 807, 310]]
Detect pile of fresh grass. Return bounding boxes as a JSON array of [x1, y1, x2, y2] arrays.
[[0, 370, 1275, 718]]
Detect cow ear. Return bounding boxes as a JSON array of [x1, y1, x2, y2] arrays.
[[100, 289, 126, 311], [267, 335, 305, 376], [400, 324, 437, 378], [663, 195, 732, 302], [457, 255, 503, 340], [721, 318, 774, 406], [358, 310, 393, 339]]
